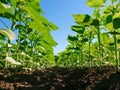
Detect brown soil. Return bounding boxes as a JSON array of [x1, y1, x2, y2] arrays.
[[0, 65, 120, 90]]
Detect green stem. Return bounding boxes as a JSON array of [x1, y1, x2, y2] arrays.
[[17, 32, 20, 61], [97, 26, 102, 69], [114, 31, 119, 72], [88, 32, 92, 67]]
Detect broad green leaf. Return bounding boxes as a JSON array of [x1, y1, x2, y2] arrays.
[[67, 35, 78, 42], [22, 6, 45, 30], [86, 0, 106, 7], [102, 7, 112, 16], [29, 21, 57, 46], [24, 6, 57, 46], [81, 37, 89, 43], [117, 39, 120, 43], [35, 46, 46, 53], [40, 41, 55, 64], [71, 25, 85, 34], [100, 33, 110, 45], [43, 34, 57, 46], [113, 13, 120, 29], [111, 0, 117, 3], [26, 0, 43, 13], [43, 22, 58, 30], [104, 14, 113, 31], [0, 2, 11, 14], [113, 18, 120, 29], [73, 14, 92, 25], [108, 31, 120, 35], [91, 19, 99, 26], [113, 12, 120, 19], [109, 42, 114, 46], [0, 34, 5, 40], [0, 42, 5, 47], [11, 0, 17, 10], [0, 28, 15, 40]]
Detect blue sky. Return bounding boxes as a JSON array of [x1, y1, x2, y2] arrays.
[[40, 0, 93, 55]]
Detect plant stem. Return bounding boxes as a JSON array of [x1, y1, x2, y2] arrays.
[[114, 31, 119, 72], [88, 32, 92, 67], [97, 26, 102, 69]]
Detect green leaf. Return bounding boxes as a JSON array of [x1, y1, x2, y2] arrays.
[[111, 0, 117, 3], [102, 7, 112, 16], [0, 2, 11, 15], [40, 41, 55, 64], [108, 31, 120, 35], [24, 6, 57, 46], [100, 33, 110, 45], [35, 46, 46, 53], [0, 28, 15, 40], [11, 0, 17, 10], [42, 34, 57, 46], [109, 42, 114, 46], [113, 13, 120, 29], [81, 38, 89, 42], [26, 0, 43, 13], [86, 0, 106, 7], [73, 14, 92, 25], [91, 19, 99, 26], [29, 21, 57, 46], [67, 35, 78, 42], [93, 7, 100, 19], [104, 14, 113, 31], [71, 25, 85, 34], [113, 18, 120, 29], [117, 39, 120, 43], [0, 34, 5, 40]]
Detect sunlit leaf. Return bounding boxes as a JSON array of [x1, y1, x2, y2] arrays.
[[0, 2, 11, 14], [71, 25, 85, 34], [104, 14, 113, 31], [5, 57, 21, 65], [11, 0, 17, 10], [1, 3, 10, 8], [86, 0, 106, 7], [29, 21, 57, 46], [26, 0, 43, 13], [40, 41, 55, 64], [0, 28, 15, 40], [100, 33, 110, 45], [35, 45, 46, 53], [73, 14, 92, 25], [102, 7, 112, 16]]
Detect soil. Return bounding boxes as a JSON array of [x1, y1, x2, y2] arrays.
[[0, 65, 120, 90]]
